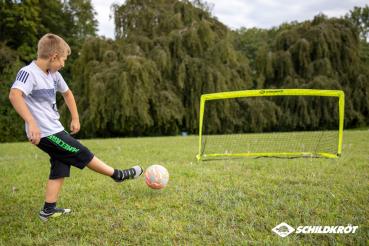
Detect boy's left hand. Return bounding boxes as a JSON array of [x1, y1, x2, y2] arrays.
[[70, 118, 80, 134]]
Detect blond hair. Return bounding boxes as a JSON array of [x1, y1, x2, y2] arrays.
[[37, 33, 71, 59]]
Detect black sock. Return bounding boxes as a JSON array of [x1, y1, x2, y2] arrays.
[[111, 169, 123, 181], [43, 202, 56, 212], [111, 169, 135, 181]]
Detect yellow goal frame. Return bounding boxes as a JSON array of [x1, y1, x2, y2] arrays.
[[196, 89, 345, 160]]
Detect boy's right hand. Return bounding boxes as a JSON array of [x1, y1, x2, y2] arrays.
[[28, 122, 41, 145]]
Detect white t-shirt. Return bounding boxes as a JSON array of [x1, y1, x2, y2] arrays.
[[11, 61, 69, 138]]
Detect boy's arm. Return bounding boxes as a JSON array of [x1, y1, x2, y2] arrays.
[[9, 88, 41, 144], [62, 89, 80, 134]]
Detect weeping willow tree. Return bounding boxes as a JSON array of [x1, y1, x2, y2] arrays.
[[68, 0, 251, 137], [249, 15, 369, 129]]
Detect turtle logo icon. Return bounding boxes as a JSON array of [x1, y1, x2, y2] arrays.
[[272, 222, 295, 237]]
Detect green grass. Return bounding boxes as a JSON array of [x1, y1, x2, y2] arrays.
[[0, 130, 368, 245]]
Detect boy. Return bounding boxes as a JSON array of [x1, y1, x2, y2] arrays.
[[8, 33, 143, 221]]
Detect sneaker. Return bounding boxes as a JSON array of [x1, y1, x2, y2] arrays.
[[39, 207, 71, 221], [113, 166, 143, 182]]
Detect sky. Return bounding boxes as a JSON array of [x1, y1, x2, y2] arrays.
[[91, 0, 368, 39]]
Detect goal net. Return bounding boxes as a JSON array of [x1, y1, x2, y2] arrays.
[[197, 89, 344, 160]]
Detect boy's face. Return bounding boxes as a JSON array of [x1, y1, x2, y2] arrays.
[[48, 53, 67, 72]]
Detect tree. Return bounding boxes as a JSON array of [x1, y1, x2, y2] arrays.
[[345, 5, 369, 67], [247, 15, 369, 128], [0, 43, 24, 142], [345, 5, 369, 41], [234, 28, 270, 73], [71, 0, 252, 137], [65, 0, 98, 40], [0, 0, 41, 61]]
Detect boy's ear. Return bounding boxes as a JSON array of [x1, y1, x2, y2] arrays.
[[50, 53, 58, 61]]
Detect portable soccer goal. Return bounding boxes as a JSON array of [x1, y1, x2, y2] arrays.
[[196, 89, 344, 160]]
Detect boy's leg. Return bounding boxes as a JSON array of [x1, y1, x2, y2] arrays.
[[86, 156, 143, 182], [39, 131, 143, 181], [45, 178, 64, 203], [40, 177, 71, 221], [86, 156, 114, 176]]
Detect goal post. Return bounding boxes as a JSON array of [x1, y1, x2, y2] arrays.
[[196, 89, 345, 160]]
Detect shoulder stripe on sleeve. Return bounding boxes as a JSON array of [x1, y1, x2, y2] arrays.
[[20, 71, 25, 81], [19, 71, 26, 81], [23, 72, 30, 82], [16, 70, 30, 83], [16, 71, 23, 81]]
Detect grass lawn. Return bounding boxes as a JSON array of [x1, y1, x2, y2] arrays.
[[0, 130, 368, 245]]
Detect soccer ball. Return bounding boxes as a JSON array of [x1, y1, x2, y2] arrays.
[[145, 165, 169, 189]]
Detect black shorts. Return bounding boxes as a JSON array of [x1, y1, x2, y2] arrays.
[[37, 130, 94, 179]]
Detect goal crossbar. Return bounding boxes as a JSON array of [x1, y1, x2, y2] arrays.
[[197, 89, 345, 160]]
